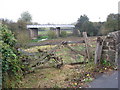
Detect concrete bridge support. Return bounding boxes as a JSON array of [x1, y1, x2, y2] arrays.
[[29, 28, 38, 39], [56, 27, 61, 37]]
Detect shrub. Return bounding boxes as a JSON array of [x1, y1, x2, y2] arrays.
[[47, 30, 56, 39], [16, 30, 30, 47], [60, 31, 67, 37], [73, 29, 80, 36], [0, 25, 23, 88]]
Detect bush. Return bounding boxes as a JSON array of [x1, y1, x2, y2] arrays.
[[60, 31, 67, 37], [16, 30, 30, 47], [47, 30, 56, 39], [0, 25, 23, 88], [73, 29, 80, 36]]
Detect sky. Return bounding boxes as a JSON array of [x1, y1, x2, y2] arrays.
[[0, 0, 119, 24]]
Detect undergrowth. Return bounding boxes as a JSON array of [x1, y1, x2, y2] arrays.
[[0, 25, 24, 88]]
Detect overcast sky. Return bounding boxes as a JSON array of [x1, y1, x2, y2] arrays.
[[0, 0, 119, 24]]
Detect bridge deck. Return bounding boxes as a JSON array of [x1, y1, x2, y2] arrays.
[[27, 24, 75, 29]]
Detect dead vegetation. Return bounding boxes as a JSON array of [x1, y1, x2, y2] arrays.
[[18, 36, 116, 88]]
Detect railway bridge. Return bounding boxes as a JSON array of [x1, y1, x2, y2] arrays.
[[27, 24, 75, 39]]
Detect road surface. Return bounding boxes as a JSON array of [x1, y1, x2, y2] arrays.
[[87, 71, 119, 88]]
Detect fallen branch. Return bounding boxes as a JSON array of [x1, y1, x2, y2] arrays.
[[68, 61, 88, 65], [30, 42, 62, 67]]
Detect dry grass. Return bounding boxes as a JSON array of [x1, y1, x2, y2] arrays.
[[16, 30, 30, 46]]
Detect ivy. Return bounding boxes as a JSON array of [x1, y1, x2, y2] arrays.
[[0, 24, 23, 88]]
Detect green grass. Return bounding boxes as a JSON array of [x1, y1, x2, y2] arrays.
[[38, 36, 49, 39], [38, 31, 48, 35], [66, 31, 73, 34], [31, 36, 49, 42], [52, 46, 85, 64], [72, 45, 85, 51], [38, 30, 73, 37]]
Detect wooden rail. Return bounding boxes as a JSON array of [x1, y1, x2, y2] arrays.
[[27, 40, 85, 47], [19, 32, 94, 71]]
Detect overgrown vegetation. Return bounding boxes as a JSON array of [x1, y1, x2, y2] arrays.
[[101, 59, 112, 66], [60, 31, 67, 37], [47, 30, 56, 39], [0, 11, 118, 88], [0, 11, 32, 47], [0, 25, 24, 88], [16, 30, 30, 46], [75, 14, 119, 36], [31, 36, 48, 42], [1, 13, 118, 42]]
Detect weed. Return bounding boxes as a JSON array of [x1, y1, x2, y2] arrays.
[[60, 31, 67, 37], [101, 60, 112, 66], [47, 31, 56, 39], [82, 77, 93, 82], [53, 84, 61, 88]]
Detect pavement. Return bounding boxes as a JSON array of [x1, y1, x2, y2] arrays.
[[87, 71, 119, 88]]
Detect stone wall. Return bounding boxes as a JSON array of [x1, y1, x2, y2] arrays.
[[101, 30, 120, 65]]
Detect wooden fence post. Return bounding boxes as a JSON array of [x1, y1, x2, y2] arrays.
[[82, 32, 91, 60], [94, 37, 103, 64]]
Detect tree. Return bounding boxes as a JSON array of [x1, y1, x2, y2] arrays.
[[75, 15, 89, 31], [105, 14, 118, 31], [17, 19, 27, 30], [16, 19, 30, 46], [19, 11, 32, 23], [17, 11, 32, 46], [82, 21, 97, 36], [0, 19, 18, 32], [100, 13, 118, 35], [93, 22, 105, 35], [75, 15, 98, 36]]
